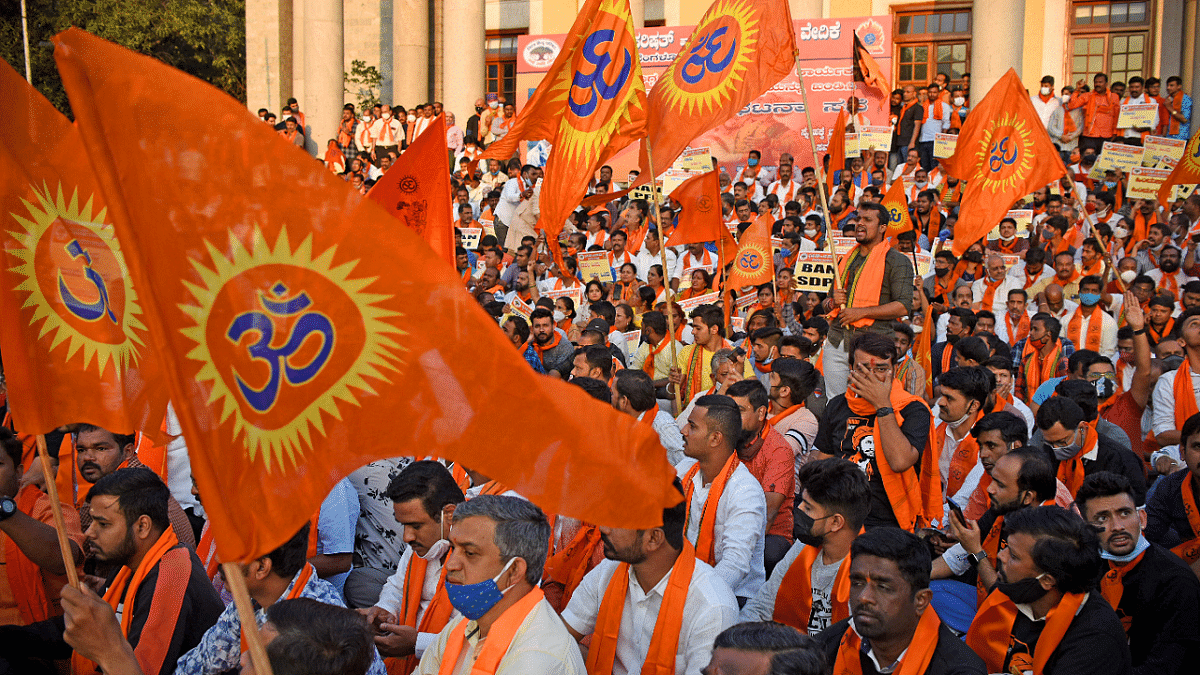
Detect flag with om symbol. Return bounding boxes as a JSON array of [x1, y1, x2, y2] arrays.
[[53, 28, 679, 563], [368, 114, 455, 265], [939, 69, 1068, 257]]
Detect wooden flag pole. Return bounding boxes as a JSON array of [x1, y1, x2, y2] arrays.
[[793, 55, 841, 290], [223, 561, 276, 675], [34, 435, 79, 589], [1065, 179, 1127, 291], [643, 145, 682, 413]]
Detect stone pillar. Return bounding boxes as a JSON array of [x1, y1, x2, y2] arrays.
[[432, 0, 444, 103], [1039, 0, 1068, 89], [245, 0, 293, 113], [303, 0, 343, 156], [442, 0, 486, 123], [969, 0, 1024, 107], [630, 0, 644, 27], [393, 0, 429, 107], [789, 0, 822, 19], [292, 0, 305, 111], [1184, 0, 1199, 103]]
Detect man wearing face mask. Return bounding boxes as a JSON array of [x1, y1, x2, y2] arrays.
[[1076, 472, 1200, 675], [1032, 76, 1062, 129], [740, 459, 868, 634], [972, 254, 1018, 316], [1036, 391, 1146, 504], [932, 307, 975, 382], [416, 495, 585, 674], [1060, 276, 1118, 358], [1147, 246, 1194, 304], [934, 367, 994, 510], [965, 506, 1130, 675], [369, 104, 402, 163]]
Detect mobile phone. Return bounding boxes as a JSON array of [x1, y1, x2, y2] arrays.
[[946, 500, 964, 525]]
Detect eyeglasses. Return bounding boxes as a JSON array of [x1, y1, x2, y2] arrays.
[[1046, 428, 1080, 450], [1087, 372, 1116, 382]]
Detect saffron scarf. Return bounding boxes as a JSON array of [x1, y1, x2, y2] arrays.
[[1148, 317, 1175, 345], [1099, 549, 1146, 635], [436, 587, 544, 675], [1006, 312, 1030, 344], [196, 522, 220, 581], [768, 404, 804, 427], [836, 242, 892, 329], [1171, 474, 1200, 564], [773, 543, 853, 631], [1021, 338, 1062, 399], [979, 275, 1004, 311], [531, 331, 563, 363], [641, 338, 669, 378], [1173, 359, 1200, 429], [937, 411, 983, 496], [387, 559, 453, 675], [585, 541, 697, 675], [682, 453, 740, 564], [966, 589, 1086, 675], [833, 605, 942, 675], [543, 523, 602, 610], [1056, 421, 1099, 502], [1066, 306, 1104, 352]]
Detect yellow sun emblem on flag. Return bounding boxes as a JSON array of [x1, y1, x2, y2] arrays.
[[6, 182, 147, 377], [657, 0, 759, 117], [178, 226, 405, 471], [734, 242, 770, 275], [970, 112, 1038, 195]]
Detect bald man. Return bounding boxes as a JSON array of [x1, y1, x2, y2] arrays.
[[972, 254, 1018, 316], [1037, 284, 1076, 322]]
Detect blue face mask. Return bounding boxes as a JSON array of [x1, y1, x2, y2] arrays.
[[444, 557, 516, 620], [1080, 292, 1102, 306], [747, 157, 759, 167], [1104, 181, 1116, 189]]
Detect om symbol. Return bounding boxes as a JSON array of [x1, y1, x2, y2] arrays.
[[569, 29, 633, 118], [988, 136, 1018, 172], [888, 207, 902, 223], [58, 239, 117, 324], [681, 26, 737, 84], [226, 282, 335, 413], [738, 250, 762, 270]]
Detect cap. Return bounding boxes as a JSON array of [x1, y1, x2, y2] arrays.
[[486, 93, 499, 102], [584, 318, 609, 335]]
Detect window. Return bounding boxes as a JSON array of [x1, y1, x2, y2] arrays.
[[486, 32, 520, 105], [894, 6, 971, 89], [1068, 1, 1153, 84]]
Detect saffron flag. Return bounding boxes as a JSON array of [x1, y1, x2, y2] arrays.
[[664, 171, 735, 248], [880, 176, 915, 244], [938, 69, 1068, 256], [852, 31, 890, 106], [1157, 130, 1200, 207], [638, 0, 797, 174], [827, 110, 847, 195], [725, 213, 774, 289], [368, 114, 455, 264], [53, 28, 679, 562], [0, 57, 167, 436]]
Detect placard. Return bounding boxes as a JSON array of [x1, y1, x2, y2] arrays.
[[543, 286, 584, 307], [844, 133, 860, 158], [793, 251, 837, 293], [577, 250, 613, 282], [459, 227, 482, 250], [911, 251, 932, 277], [674, 147, 713, 173], [509, 296, 534, 321], [933, 133, 958, 158], [662, 170, 693, 196], [677, 291, 720, 313], [1088, 142, 1144, 179], [630, 183, 664, 201], [1126, 167, 1173, 200], [622, 330, 641, 347], [1142, 136, 1187, 168], [1116, 103, 1158, 129], [858, 126, 894, 154], [771, 236, 786, 254], [988, 209, 1032, 240], [1172, 183, 1198, 201], [831, 235, 857, 256], [731, 316, 745, 333]]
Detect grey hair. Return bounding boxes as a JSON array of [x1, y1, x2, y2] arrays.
[[710, 347, 736, 373], [451, 495, 550, 584]]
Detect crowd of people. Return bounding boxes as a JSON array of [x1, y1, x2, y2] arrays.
[[1, 66, 1199, 675]]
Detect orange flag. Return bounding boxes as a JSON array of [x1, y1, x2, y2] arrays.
[[938, 69, 1068, 256], [368, 113, 454, 264], [53, 28, 678, 562], [826, 110, 847, 195], [638, 0, 797, 174], [725, 213, 774, 289], [665, 171, 735, 248], [0, 57, 167, 436], [1157, 130, 1200, 207], [880, 176, 915, 245], [481, 0, 647, 266], [852, 31, 890, 108]]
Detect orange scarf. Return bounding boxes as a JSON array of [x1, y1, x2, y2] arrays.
[[1174, 360, 1200, 428], [1099, 548, 1146, 635], [1149, 317, 1176, 345], [531, 331, 563, 362], [1057, 420, 1099, 497], [845, 380, 938, 530], [1171, 474, 1200, 564], [1021, 338, 1062, 398], [1006, 312, 1030, 344], [73, 529, 186, 675], [937, 411, 983, 496], [196, 522, 220, 581], [966, 589, 1087, 675], [5, 486, 53, 624], [641, 337, 669, 378], [943, 182, 962, 204], [773, 543, 852, 631], [436, 587, 544, 675], [682, 453, 740, 564], [387, 558, 453, 675], [1066, 305, 1103, 352], [836, 242, 892, 329], [585, 541, 696, 675], [543, 524, 602, 611], [980, 276, 1004, 311], [1166, 90, 1184, 136], [1161, 271, 1182, 302], [769, 404, 804, 427], [833, 605, 942, 675]]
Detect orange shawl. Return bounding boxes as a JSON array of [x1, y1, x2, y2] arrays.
[[773, 543, 853, 631], [641, 337, 669, 378], [966, 589, 1086, 675], [979, 276, 1004, 311], [1006, 312, 1031, 344], [1066, 306, 1104, 352], [543, 522, 603, 611], [833, 605, 942, 675], [387, 558, 453, 675], [937, 411, 983, 497], [1057, 420, 1099, 496], [1021, 338, 1063, 400], [1172, 359, 1200, 428], [436, 587, 544, 675], [682, 453, 740, 564], [836, 242, 892, 329], [1171, 474, 1200, 564]]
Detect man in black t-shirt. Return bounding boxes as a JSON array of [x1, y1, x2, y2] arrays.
[[814, 333, 931, 530], [1077, 472, 1200, 675], [816, 528, 985, 675]]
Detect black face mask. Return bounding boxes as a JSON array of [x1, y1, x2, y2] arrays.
[[475, 106, 484, 114], [934, 267, 951, 277], [995, 572, 1050, 604], [964, 250, 983, 263], [793, 510, 828, 547]]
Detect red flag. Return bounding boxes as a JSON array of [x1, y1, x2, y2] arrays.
[[53, 28, 678, 562], [827, 110, 847, 195], [1157, 131, 1200, 207], [880, 177, 915, 245], [939, 69, 1068, 256], [638, 0, 797, 174], [665, 171, 735, 248], [725, 213, 774, 289], [368, 114, 455, 264], [0, 57, 167, 436]]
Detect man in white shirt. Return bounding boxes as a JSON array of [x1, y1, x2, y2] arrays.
[[917, 92, 952, 171], [362, 461, 463, 669], [972, 254, 1020, 316], [1059, 276, 1119, 358], [369, 105, 403, 161], [676, 395, 768, 602], [496, 164, 536, 231], [634, 228, 677, 282], [766, 162, 802, 205], [1119, 76, 1159, 141], [1031, 75, 1062, 128], [612, 369, 686, 466], [562, 481, 738, 675]]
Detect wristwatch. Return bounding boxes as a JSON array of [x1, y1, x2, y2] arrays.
[[875, 407, 894, 417], [1132, 328, 1147, 336], [968, 550, 988, 567], [0, 497, 16, 522]]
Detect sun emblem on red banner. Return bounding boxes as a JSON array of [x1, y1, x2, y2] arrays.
[[657, 0, 758, 117], [970, 112, 1038, 195], [7, 182, 147, 377], [178, 226, 405, 470], [735, 242, 770, 274]]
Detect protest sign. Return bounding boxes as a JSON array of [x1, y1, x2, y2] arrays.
[[577, 250, 613, 282], [793, 251, 836, 292], [1116, 103, 1157, 129], [933, 133, 957, 158]]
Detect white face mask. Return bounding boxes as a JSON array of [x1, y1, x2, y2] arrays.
[[915, 179, 928, 188], [553, 310, 566, 322], [1041, 86, 1052, 96], [1120, 269, 1138, 283], [489, 101, 500, 109], [382, 112, 392, 119], [408, 114, 417, 122], [805, 228, 818, 238], [1113, 226, 1129, 239], [912, 325, 923, 334], [1000, 234, 1016, 242], [421, 511, 451, 561], [953, 96, 965, 106]]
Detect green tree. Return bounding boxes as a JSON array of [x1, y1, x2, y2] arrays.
[[0, 0, 245, 116], [344, 59, 382, 111]]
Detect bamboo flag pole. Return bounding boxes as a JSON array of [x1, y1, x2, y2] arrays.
[[643, 145, 682, 413], [34, 435, 79, 589], [223, 561, 275, 675], [793, 55, 842, 290]]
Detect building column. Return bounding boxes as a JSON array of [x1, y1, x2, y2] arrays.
[[1184, 0, 1199, 103], [245, 0, 292, 113], [392, 0, 429, 107], [303, 0, 343, 156], [630, 0, 645, 27], [789, 0, 822, 19], [441, 0, 485, 123], [969, 0, 1024, 107]]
